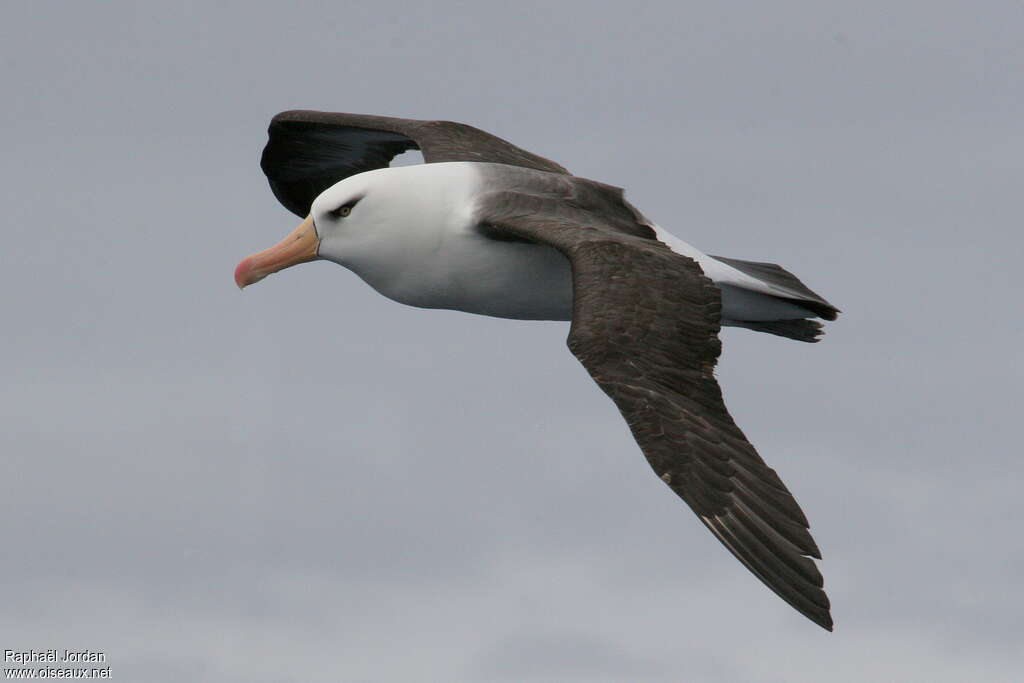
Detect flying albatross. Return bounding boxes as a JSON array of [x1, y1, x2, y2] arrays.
[[234, 110, 840, 631]]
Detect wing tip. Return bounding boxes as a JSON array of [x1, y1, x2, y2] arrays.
[[700, 513, 834, 632], [807, 607, 835, 631]]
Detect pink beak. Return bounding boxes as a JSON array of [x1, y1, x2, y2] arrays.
[[234, 215, 320, 289]]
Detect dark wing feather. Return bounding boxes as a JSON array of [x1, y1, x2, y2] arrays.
[[480, 186, 833, 631], [260, 110, 569, 217]]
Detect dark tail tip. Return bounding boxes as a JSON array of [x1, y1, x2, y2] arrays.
[[730, 318, 826, 342]]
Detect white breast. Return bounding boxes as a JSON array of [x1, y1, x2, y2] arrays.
[[425, 232, 573, 320], [329, 163, 574, 321], [327, 163, 805, 324]]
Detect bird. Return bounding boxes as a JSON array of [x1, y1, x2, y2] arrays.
[[234, 110, 841, 631]]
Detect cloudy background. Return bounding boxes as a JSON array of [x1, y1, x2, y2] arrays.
[[3, 2, 1022, 681]]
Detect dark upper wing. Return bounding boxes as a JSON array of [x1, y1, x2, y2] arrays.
[[260, 110, 569, 217], [479, 184, 833, 631]]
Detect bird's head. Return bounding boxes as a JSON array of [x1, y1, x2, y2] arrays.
[[234, 167, 424, 289]]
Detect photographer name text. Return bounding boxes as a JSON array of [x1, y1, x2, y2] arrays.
[[4, 650, 106, 664]]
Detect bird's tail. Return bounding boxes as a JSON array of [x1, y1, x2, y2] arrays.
[[723, 317, 827, 342], [711, 256, 839, 343]]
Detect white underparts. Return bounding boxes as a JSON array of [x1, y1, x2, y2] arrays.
[[314, 163, 816, 323]]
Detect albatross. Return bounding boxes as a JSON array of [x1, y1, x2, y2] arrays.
[[234, 111, 841, 631]]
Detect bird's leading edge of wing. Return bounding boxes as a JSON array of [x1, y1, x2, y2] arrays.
[[259, 110, 568, 217], [478, 186, 833, 631]]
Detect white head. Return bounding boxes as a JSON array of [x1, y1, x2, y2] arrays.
[[234, 164, 476, 289]]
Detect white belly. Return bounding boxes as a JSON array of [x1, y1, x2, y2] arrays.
[[331, 162, 574, 320], [383, 231, 574, 321], [325, 162, 803, 323], [360, 218, 797, 323]]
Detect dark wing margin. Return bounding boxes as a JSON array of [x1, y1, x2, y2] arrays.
[[260, 110, 569, 217], [480, 190, 833, 631]]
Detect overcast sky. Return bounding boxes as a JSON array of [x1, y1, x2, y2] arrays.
[[3, 2, 1022, 681]]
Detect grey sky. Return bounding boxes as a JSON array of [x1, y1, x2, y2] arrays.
[[2, 1, 1022, 681]]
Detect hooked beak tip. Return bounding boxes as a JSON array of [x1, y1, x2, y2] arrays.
[[233, 258, 253, 290]]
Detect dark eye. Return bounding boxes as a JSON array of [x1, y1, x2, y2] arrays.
[[330, 199, 358, 219]]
